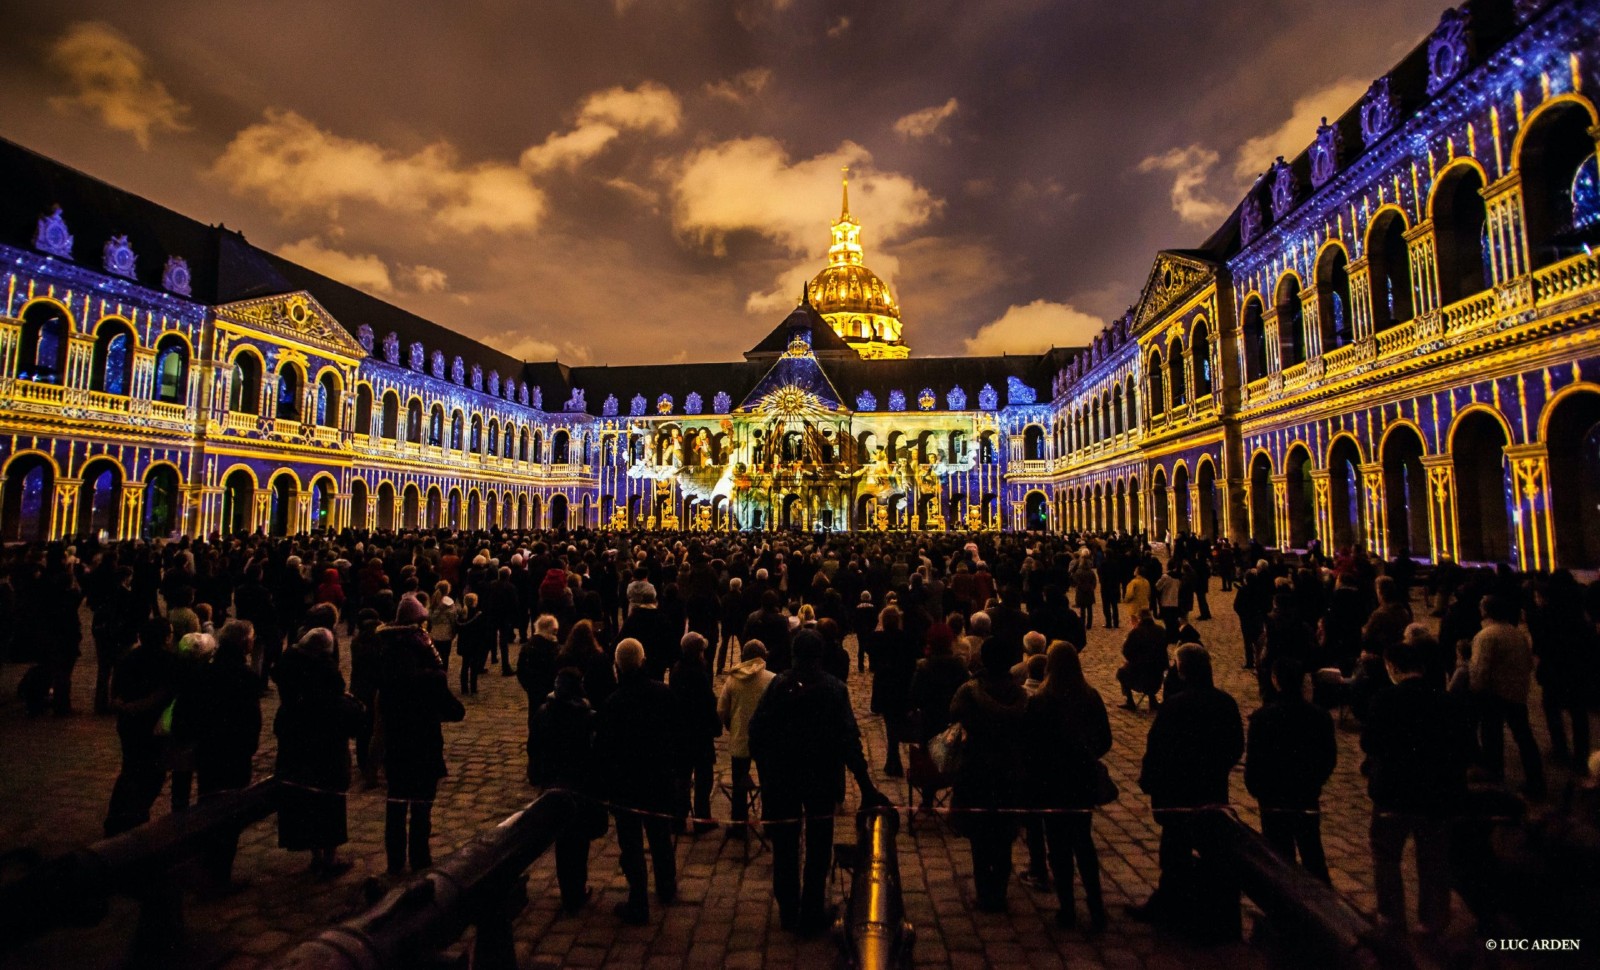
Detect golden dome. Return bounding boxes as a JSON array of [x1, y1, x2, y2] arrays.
[[809, 262, 900, 320], [811, 168, 907, 358]]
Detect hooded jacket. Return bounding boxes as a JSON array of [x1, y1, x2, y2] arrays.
[[718, 656, 775, 758]]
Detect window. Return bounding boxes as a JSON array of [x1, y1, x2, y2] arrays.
[[276, 364, 303, 420], [1433, 166, 1490, 304], [1367, 212, 1413, 330], [19, 303, 69, 384], [154, 338, 188, 404], [1276, 276, 1305, 368], [429, 405, 444, 446], [355, 385, 374, 435], [381, 392, 399, 440], [230, 353, 262, 414], [406, 398, 423, 444], [316, 373, 340, 427], [91, 322, 134, 396], [1191, 324, 1213, 396]]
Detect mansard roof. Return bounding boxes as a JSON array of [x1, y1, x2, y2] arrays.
[[744, 299, 856, 360]]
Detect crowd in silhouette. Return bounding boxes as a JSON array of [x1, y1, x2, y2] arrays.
[[2, 525, 1598, 946]]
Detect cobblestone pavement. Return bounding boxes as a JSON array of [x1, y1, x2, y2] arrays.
[[0, 584, 1577, 969]]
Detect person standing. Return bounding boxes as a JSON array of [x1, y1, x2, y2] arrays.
[[1470, 594, 1546, 800], [1071, 552, 1098, 631], [1154, 563, 1181, 643], [426, 582, 459, 674], [1244, 656, 1336, 883], [376, 596, 466, 877], [104, 618, 178, 836], [592, 638, 680, 925], [949, 637, 1030, 913], [1131, 645, 1244, 940], [1026, 643, 1111, 930], [718, 640, 774, 834], [517, 614, 562, 712], [670, 633, 721, 834], [750, 630, 888, 934], [1361, 638, 1473, 936], [272, 627, 361, 879], [455, 592, 490, 696], [869, 605, 918, 777], [529, 668, 598, 915], [172, 621, 260, 888], [744, 591, 793, 674], [90, 566, 141, 716]]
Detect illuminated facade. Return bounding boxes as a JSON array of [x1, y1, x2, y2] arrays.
[[3, 0, 1599, 570]]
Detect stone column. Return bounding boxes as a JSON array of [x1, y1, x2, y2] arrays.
[[252, 489, 270, 534], [1504, 443, 1551, 572], [1299, 286, 1324, 362], [50, 480, 78, 541], [1360, 463, 1386, 558], [1348, 257, 1375, 342], [1311, 471, 1332, 551], [1271, 476, 1289, 549], [1404, 223, 1439, 315], [1421, 456, 1456, 564], [118, 484, 144, 541], [1482, 173, 1528, 291]]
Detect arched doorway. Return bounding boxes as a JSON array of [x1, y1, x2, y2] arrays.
[[142, 466, 181, 538], [782, 493, 802, 529], [485, 490, 499, 530], [222, 469, 254, 534], [1519, 101, 1600, 269], [449, 488, 463, 530], [1434, 165, 1491, 305], [1196, 458, 1218, 538], [1382, 426, 1429, 559], [402, 484, 420, 530], [1115, 481, 1128, 532], [76, 459, 122, 538], [350, 480, 369, 531], [530, 494, 544, 529], [310, 477, 334, 532], [426, 487, 442, 529], [467, 490, 481, 531], [1025, 491, 1048, 531], [1172, 464, 1191, 535], [1151, 468, 1169, 540], [1545, 389, 1600, 568], [551, 494, 570, 531], [269, 472, 298, 536], [1127, 477, 1141, 536], [376, 482, 396, 532], [1250, 453, 1276, 547], [1, 454, 54, 542], [1285, 445, 1316, 549], [1328, 437, 1364, 551], [1452, 411, 1512, 564], [517, 493, 529, 530]]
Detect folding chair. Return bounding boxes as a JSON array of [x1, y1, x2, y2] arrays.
[[904, 742, 953, 825]]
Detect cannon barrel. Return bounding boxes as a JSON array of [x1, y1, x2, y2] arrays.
[[841, 807, 913, 970], [0, 777, 285, 948], [272, 790, 576, 970]]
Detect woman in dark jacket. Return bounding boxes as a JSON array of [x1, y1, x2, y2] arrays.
[[869, 606, 918, 777], [455, 592, 491, 695], [529, 667, 598, 914], [950, 637, 1030, 912], [558, 620, 617, 709], [272, 627, 361, 878], [1026, 643, 1112, 930], [669, 633, 722, 833], [909, 623, 970, 809]]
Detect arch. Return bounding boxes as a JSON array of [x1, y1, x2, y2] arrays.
[[485, 489, 499, 529], [1275, 273, 1305, 368], [467, 488, 482, 530], [1147, 348, 1166, 416], [377, 481, 397, 532], [1023, 424, 1045, 461], [268, 470, 300, 536], [316, 370, 342, 428], [75, 457, 123, 538], [381, 390, 400, 440], [1285, 443, 1316, 548], [1125, 377, 1138, 431], [308, 474, 335, 532], [519, 426, 530, 463], [1151, 466, 1170, 540], [1127, 475, 1142, 534], [978, 430, 998, 464], [221, 467, 255, 534], [402, 482, 421, 531], [1515, 96, 1600, 270], [470, 414, 483, 453], [505, 424, 517, 460], [1190, 320, 1213, 397], [1195, 455, 1218, 538], [229, 348, 264, 414], [886, 430, 906, 463], [355, 383, 375, 436], [1365, 207, 1414, 331], [153, 334, 190, 404], [350, 478, 369, 530], [1024, 490, 1048, 531], [517, 493, 529, 529], [0, 452, 53, 542], [1111, 384, 1124, 435], [1315, 241, 1354, 351], [1249, 451, 1276, 546], [553, 429, 571, 464], [1541, 383, 1600, 568], [1328, 435, 1365, 551], [550, 493, 570, 531], [451, 409, 465, 451], [533, 429, 547, 463], [17, 299, 71, 385], [1167, 338, 1187, 409], [1240, 295, 1268, 383], [275, 360, 304, 421], [529, 493, 544, 529], [406, 396, 424, 444], [426, 485, 443, 529], [428, 403, 445, 446], [142, 463, 181, 537], [1451, 409, 1512, 563], [1381, 422, 1429, 559], [504, 492, 516, 528], [1431, 161, 1491, 304], [487, 417, 500, 456], [1172, 461, 1191, 534], [1115, 479, 1128, 532], [448, 486, 464, 530], [90, 317, 136, 396]]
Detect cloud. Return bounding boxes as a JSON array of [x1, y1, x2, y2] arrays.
[[409, 265, 448, 293], [214, 109, 546, 233], [278, 238, 395, 294], [47, 22, 190, 149], [826, 16, 852, 38], [1232, 77, 1368, 182], [667, 137, 940, 256], [521, 81, 680, 172], [964, 300, 1104, 356], [480, 329, 592, 364], [893, 98, 959, 141], [705, 68, 773, 104], [1137, 146, 1231, 226]]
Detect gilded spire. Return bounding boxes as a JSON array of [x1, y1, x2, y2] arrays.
[[840, 166, 852, 222]]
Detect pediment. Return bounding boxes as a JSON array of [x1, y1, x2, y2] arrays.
[[1130, 252, 1215, 334], [214, 291, 368, 359]]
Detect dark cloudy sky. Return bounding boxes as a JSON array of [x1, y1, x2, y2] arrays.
[[0, 0, 1445, 365]]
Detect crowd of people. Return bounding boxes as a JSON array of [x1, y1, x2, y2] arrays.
[[2, 525, 1597, 947]]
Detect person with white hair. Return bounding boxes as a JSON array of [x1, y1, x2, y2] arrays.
[[592, 638, 680, 925]]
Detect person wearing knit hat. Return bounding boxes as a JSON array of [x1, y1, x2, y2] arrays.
[[396, 595, 429, 626]]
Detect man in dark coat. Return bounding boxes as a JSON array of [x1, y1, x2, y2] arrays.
[[592, 638, 681, 925], [104, 618, 178, 836], [529, 668, 597, 915], [486, 566, 522, 676], [744, 590, 793, 673], [669, 633, 721, 834], [1115, 610, 1168, 709], [91, 565, 142, 715], [1360, 638, 1473, 935], [1244, 656, 1336, 883], [620, 588, 678, 680], [516, 613, 562, 721], [1132, 645, 1244, 940], [233, 564, 279, 683], [376, 596, 466, 876], [749, 630, 889, 935]]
